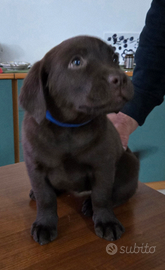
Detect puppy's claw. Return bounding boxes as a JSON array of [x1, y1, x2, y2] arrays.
[[94, 221, 124, 241], [82, 197, 93, 217], [29, 189, 36, 201], [31, 222, 58, 245]]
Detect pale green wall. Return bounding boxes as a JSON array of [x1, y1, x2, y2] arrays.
[[129, 101, 165, 183]]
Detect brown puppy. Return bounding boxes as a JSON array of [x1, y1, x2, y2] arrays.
[[19, 36, 139, 245]]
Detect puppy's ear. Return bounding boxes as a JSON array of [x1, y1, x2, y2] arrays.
[[19, 61, 47, 124]]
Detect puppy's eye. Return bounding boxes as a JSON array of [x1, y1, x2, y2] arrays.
[[113, 53, 119, 64], [72, 57, 81, 66], [69, 56, 85, 69]]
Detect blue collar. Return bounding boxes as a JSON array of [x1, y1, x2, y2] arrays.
[[46, 110, 92, 127]]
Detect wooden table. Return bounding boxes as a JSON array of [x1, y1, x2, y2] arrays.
[[0, 162, 165, 270]]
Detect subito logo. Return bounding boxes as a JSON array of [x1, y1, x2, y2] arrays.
[[106, 243, 118, 255]]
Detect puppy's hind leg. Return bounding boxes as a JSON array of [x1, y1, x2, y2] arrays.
[[112, 148, 139, 208], [82, 196, 93, 217]]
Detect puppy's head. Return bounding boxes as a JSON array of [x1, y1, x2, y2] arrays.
[[19, 36, 133, 124]]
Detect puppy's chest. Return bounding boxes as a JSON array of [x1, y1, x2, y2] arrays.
[[52, 128, 97, 153]]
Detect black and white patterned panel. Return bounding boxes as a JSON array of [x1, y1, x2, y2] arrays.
[[104, 33, 140, 65]]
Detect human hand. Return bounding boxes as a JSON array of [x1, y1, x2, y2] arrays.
[[107, 112, 139, 150]]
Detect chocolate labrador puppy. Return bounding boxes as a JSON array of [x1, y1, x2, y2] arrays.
[[19, 36, 139, 245]]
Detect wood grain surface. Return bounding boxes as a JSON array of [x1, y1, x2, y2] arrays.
[[145, 181, 165, 190], [0, 162, 165, 270]]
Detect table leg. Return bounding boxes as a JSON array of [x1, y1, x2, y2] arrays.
[[12, 79, 19, 163]]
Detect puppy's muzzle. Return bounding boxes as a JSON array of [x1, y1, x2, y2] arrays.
[[79, 70, 134, 115], [89, 71, 133, 102], [108, 72, 133, 100]]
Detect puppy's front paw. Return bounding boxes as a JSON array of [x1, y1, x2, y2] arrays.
[[31, 219, 58, 245], [93, 211, 125, 241]]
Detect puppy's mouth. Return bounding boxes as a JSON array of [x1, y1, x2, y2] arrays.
[[79, 97, 127, 115]]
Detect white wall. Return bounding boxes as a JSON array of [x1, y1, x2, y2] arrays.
[[0, 0, 151, 64]]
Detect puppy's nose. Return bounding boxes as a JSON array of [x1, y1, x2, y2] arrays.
[[108, 73, 127, 87], [108, 74, 120, 87]]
